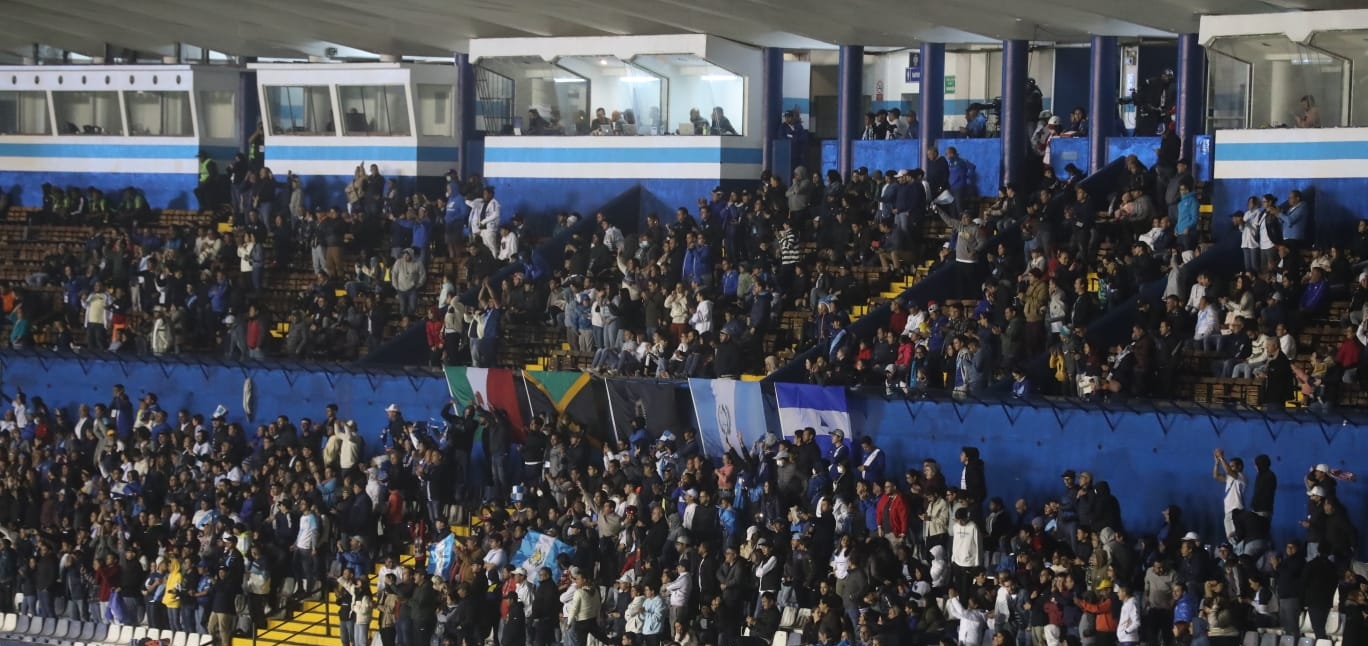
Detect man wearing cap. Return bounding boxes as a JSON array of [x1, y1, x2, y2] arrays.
[[940, 204, 987, 299]]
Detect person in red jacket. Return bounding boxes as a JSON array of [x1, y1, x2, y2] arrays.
[[245, 305, 266, 360], [425, 308, 444, 367], [876, 479, 909, 547]]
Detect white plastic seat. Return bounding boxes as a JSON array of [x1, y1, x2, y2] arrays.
[[1244, 631, 1261, 646], [113, 624, 134, 644], [1280, 636, 1297, 646], [88, 622, 107, 642], [1326, 612, 1342, 637], [1261, 633, 1280, 646], [54, 619, 70, 638], [170, 630, 188, 646], [130, 626, 149, 641], [78, 622, 94, 640], [13, 616, 30, 636], [1298, 637, 1317, 646], [0, 613, 16, 633], [1314, 639, 1333, 646], [770, 631, 788, 646]]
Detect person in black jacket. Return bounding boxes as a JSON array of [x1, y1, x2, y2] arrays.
[[1271, 541, 1307, 637], [959, 447, 987, 516], [747, 592, 781, 643], [530, 567, 560, 646], [1304, 552, 1338, 639]]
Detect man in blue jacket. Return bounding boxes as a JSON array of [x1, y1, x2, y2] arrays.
[[1280, 189, 1310, 248]]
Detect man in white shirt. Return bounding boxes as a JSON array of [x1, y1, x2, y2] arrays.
[[600, 217, 625, 255], [1116, 582, 1142, 646], [497, 226, 519, 262], [950, 507, 982, 594], [1185, 273, 1210, 312], [663, 561, 691, 628], [465, 186, 501, 254], [293, 499, 320, 594], [1212, 448, 1247, 543]]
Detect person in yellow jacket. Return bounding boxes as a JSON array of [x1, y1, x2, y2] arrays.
[[161, 557, 185, 630]]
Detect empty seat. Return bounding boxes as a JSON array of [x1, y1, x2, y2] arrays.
[[1314, 639, 1333, 646], [170, 631, 188, 646], [1279, 636, 1296, 646], [13, 616, 28, 635], [1298, 637, 1317, 646], [54, 619, 69, 638], [79, 622, 94, 640], [88, 623, 107, 642], [131, 626, 149, 641], [1244, 632, 1261, 646], [0, 613, 15, 633], [1261, 633, 1280, 646], [1325, 612, 1342, 636], [113, 624, 134, 644]]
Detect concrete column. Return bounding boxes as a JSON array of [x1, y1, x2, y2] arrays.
[[918, 43, 945, 145], [1001, 40, 1029, 189], [1089, 36, 1120, 173], [836, 45, 864, 178], [1176, 34, 1206, 162], [761, 47, 785, 174], [456, 53, 478, 179]]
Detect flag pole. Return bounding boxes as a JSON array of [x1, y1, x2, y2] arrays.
[[520, 371, 537, 422], [604, 379, 622, 443], [686, 379, 709, 459]]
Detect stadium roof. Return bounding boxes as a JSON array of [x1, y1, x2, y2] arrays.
[[0, 0, 1357, 59]]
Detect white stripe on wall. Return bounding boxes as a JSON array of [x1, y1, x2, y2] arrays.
[[482, 161, 763, 180], [1215, 128, 1368, 144], [0, 157, 198, 174], [267, 160, 420, 178], [1213, 159, 1368, 180]]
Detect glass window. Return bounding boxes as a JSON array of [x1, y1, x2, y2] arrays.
[[198, 90, 237, 139], [1310, 30, 1368, 127], [1206, 51, 1250, 132], [416, 84, 453, 137], [478, 57, 588, 136], [52, 91, 123, 135], [338, 85, 411, 136], [1207, 36, 1347, 129], [124, 90, 193, 136], [0, 91, 51, 135], [265, 85, 334, 135], [557, 56, 665, 135], [635, 54, 743, 135]]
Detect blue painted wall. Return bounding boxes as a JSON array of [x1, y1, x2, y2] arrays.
[[488, 178, 733, 231], [819, 138, 1002, 200], [1053, 48, 1091, 123], [1106, 136, 1160, 169], [0, 171, 198, 211], [1210, 178, 1361, 249], [1049, 138, 1089, 176], [2, 352, 1362, 551]]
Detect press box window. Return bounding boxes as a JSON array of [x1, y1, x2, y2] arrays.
[[52, 91, 123, 135], [338, 85, 411, 136], [265, 85, 334, 135], [416, 84, 453, 137], [124, 91, 194, 136], [0, 91, 51, 135]]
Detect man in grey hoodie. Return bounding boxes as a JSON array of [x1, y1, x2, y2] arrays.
[[787, 166, 815, 232], [940, 207, 986, 299]]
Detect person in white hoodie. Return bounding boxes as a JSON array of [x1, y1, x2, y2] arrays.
[[1116, 582, 1141, 646], [951, 591, 988, 646], [950, 507, 983, 593]]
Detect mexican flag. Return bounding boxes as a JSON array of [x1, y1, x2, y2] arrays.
[[444, 367, 526, 442]]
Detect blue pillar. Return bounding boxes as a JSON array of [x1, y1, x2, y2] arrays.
[[761, 47, 785, 174], [1176, 34, 1205, 163], [1001, 40, 1029, 189], [455, 53, 478, 180], [1088, 36, 1119, 174], [918, 43, 945, 146], [836, 45, 864, 179]]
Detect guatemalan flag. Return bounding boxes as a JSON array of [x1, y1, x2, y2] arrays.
[[427, 532, 457, 578], [689, 378, 769, 458], [774, 383, 851, 439], [513, 530, 576, 581]]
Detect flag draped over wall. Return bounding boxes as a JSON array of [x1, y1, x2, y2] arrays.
[[604, 378, 681, 443], [773, 383, 851, 438], [512, 530, 575, 580], [444, 367, 526, 442], [689, 378, 769, 457], [520, 370, 601, 428]]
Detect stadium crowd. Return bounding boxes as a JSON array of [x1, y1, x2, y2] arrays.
[[0, 382, 1362, 646]]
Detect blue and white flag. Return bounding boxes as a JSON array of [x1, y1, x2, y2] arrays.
[[427, 532, 457, 578], [774, 383, 851, 438], [690, 378, 768, 458], [513, 530, 575, 581]]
